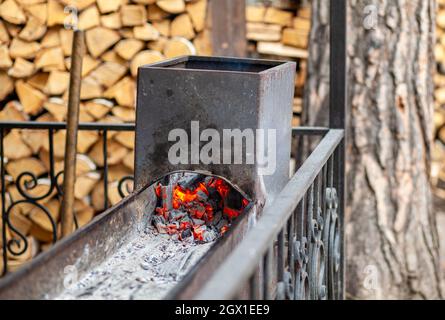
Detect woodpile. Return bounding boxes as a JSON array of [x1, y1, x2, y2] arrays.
[[245, 1, 311, 127], [0, 0, 211, 272], [434, 0, 445, 202]]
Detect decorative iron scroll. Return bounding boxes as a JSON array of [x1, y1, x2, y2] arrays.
[[0, 123, 135, 276], [196, 129, 345, 300]]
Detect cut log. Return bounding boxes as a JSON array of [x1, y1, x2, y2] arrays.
[[282, 27, 308, 49], [65, 54, 101, 77], [9, 211, 32, 238], [23, 3, 47, 24], [83, 99, 113, 120], [88, 139, 128, 167], [91, 179, 105, 211], [115, 38, 144, 60], [147, 36, 167, 52], [111, 106, 136, 122], [246, 5, 265, 23], [75, 206, 94, 227], [121, 4, 147, 27], [0, 101, 29, 122], [34, 47, 65, 71], [8, 57, 35, 78], [163, 36, 196, 58], [101, 50, 127, 65], [104, 76, 135, 108], [77, 130, 100, 153], [42, 129, 66, 158], [18, 16, 47, 41], [257, 41, 308, 59], [43, 98, 67, 122], [193, 29, 212, 56], [76, 154, 97, 175], [123, 151, 134, 171], [114, 131, 135, 149], [29, 198, 60, 234], [86, 27, 121, 58], [246, 22, 282, 42], [78, 4, 100, 30], [133, 22, 160, 41], [0, 0, 27, 25], [74, 172, 101, 199], [130, 50, 164, 76], [89, 61, 128, 88], [0, 44, 13, 68], [3, 129, 33, 160], [9, 38, 41, 59], [41, 28, 60, 48], [15, 80, 46, 115], [101, 12, 122, 29], [0, 71, 14, 100], [156, 0, 185, 14], [171, 13, 195, 40], [59, 29, 74, 56], [147, 3, 170, 21], [27, 72, 49, 91], [108, 164, 132, 182], [47, 0, 66, 27], [59, 0, 96, 11], [153, 20, 170, 37], [263, 7, 293, 26], [97, 0, 122, 14], [6, 157, 47, 181], [80, 76, 103, 100], [44, 71, 70, 95], [293, 16, 311, 32], [0, 20, 10, 43], [186, 0, 207, 32], [21, 129, 47, 154]]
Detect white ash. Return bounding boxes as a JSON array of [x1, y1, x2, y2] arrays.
[[56, 226, 213, 300]]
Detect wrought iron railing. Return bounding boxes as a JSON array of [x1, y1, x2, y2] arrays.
[[197, 128, 345, 300], [0, 121, 135, 276]]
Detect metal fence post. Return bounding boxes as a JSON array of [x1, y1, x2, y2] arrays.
[[330, 0, 347, 299]]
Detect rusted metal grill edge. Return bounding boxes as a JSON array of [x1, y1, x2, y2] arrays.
[[195, 129, 344, 300]]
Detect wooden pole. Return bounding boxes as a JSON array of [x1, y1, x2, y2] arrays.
[[210, 0, 247, 57], [61, 30, 85, 238]]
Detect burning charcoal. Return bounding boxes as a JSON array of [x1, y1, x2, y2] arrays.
[[178, 174, 203, 189], [167, 222, 180, 235], [216, 218, 229, 231], [190, 203, 205, 219], [170, 210, 187, 221], [196, 190, 208, 202], [153, 215, 167, 234], [192, 218, 205, 226], [225, 190, 243, 210], [181, 228, 192, 239], [161, 185, 174, 211], [211, 211, 222, 226]]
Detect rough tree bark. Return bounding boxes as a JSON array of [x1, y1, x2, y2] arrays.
[[303, 0, 443, 299]]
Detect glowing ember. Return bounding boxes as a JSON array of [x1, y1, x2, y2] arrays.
[[152, 174, 249, 243]]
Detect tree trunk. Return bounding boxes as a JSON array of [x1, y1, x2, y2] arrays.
[[304, 0, 443, 299]]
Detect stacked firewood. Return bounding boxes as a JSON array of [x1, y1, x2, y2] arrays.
[[434, 0, 445, 201], [0, 0, 210, 272], [245, 0, 311, 127]]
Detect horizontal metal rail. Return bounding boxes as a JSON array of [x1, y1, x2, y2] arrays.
[[0, 121, 135, 131], [196, 129, 344, 300], [292, 126, 330, 136]]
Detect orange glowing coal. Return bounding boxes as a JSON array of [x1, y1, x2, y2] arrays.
[[153, 175, 250, 243]]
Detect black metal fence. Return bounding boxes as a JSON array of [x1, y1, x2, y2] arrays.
[[197, 129, 344, 299], [0, 121, 135, 276]]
